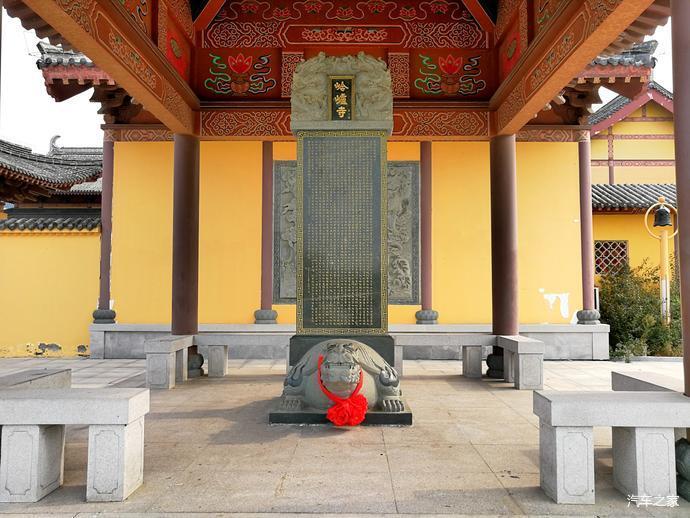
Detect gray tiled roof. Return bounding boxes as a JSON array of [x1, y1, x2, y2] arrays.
[[588, 80, 673, 126], [0, 215, 100, 231], [0, 138, 102, 188], [648, 81, 673, 100], [592, 183, 676, 211], [591, 40, 658, 68], [67, 177, 102, 194], [35, 42, 94, 69]]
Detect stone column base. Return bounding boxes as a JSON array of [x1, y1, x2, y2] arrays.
[[576, 309, 601, 325], [486, 352, 504, 379], [415, 309, 438, 324], [92, 309, 116, 324], [254, 309, 278, 324]]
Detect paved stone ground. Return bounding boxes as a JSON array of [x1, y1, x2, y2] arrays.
[[0, 357, 688, 516]]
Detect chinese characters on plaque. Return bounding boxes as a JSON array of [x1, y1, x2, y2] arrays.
[[330, 77, 354, 121]]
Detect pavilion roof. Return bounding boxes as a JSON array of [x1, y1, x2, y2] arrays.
[[0, 137, 102, 202], [591, 41, 658, 69], [592, 183, 676, 212], [588, 81, 673, 130], [35, 42, 95, 69]]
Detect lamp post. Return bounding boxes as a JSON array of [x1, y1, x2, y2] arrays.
[[644, 196, 678, 325]]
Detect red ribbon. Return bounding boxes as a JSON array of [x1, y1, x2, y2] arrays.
[[317, 355, 368, 426]]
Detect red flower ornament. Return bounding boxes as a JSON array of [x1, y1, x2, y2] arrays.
[[439, 54, 463, 75], [228, 53, 253, 74], [317, 355, 368, 426]]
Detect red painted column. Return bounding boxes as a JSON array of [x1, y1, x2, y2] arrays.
[[576, 131, 600, 324], [255, 141, 278, 323], [93, 136, 116, 323], [671, 0, 690, 397], [171, 134, 200, 336], [490, 135, 519, 336], [415, 141, 438, 324]]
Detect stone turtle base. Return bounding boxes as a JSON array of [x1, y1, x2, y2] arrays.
[[268, 401, 412, 426]]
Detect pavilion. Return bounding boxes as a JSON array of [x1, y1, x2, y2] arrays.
[[0, 1, 685, 383]]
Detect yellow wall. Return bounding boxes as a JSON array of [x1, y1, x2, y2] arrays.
[[593, 213, 673, 271], [110, 141, 263, 324], [109, 140, 582, 327], [591, 101, 675, 185], [110, 142, 173, 323], [0, 231, 99, 356], [516, 143, 583, 323]]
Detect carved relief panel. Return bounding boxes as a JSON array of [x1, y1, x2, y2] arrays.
[[274, 160, 419, 305]]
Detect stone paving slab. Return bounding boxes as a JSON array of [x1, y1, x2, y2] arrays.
[[0, 358, 686, 516]]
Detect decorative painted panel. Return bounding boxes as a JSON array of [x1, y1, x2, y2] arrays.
[[204, 1, 486, 48], [274, 160, 419, 305], [196, 48, 280, 99], [164, 15, 192, 80], [499, 17, 522, 80], [196, 0, 495, 102], [411, 49, 493, 99], [200, 107, 490, 138]]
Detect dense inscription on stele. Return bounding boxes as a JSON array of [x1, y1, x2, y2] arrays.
[[297, 131, 388, 335]]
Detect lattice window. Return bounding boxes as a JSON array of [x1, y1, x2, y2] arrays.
[[595, 240, 629, 274]]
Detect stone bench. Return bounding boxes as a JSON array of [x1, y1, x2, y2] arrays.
[[0, 368, 71, 389], [145, 335, 193, 389], [611, 370, 684, 392], [533, 390, 690, 504], [0, 388, 149, 503], [497, 335, 544, 389], [612, 371, 687, 441]]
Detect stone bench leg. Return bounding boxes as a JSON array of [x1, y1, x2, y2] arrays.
[[539, 421, 594, 504], [175, 347, 188, 383], [0, 424, 65, 502], [146, 352, 176, 389], [612, 427, 676, 498], [207, 345, 229, 378], [87, 417, 145, 502], [515, 353, 543, 390], [503, 350, 515, 384], [462, 345, 482, 378]]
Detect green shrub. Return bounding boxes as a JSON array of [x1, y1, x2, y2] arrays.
[[598, 260, 682, 357]]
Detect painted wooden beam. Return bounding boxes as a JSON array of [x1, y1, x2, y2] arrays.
[[22, 0, 198, 134], [461, 0, 495, 35], [193, 0, 226, 32], [491, 0, 655, 136]]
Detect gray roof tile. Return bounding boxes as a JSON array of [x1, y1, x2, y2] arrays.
[[592, 183, 676, 211], [0, 215, 100, 231], [0, 138, 102, 188], [588, 80, 673, 126], [35, 42, 94, 69]]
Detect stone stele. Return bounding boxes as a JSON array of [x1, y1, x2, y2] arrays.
[[279, 339, 405, 414]]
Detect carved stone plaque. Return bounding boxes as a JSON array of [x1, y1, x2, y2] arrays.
[[297, 131, 387, 334], [274, 161, 419, 305]]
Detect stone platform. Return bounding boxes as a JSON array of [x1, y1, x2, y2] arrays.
[[0, 356, 685, 516], [90, 322, 610, 361]]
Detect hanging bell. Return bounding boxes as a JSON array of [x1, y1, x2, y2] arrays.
[[653, 204, 672, 227]]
